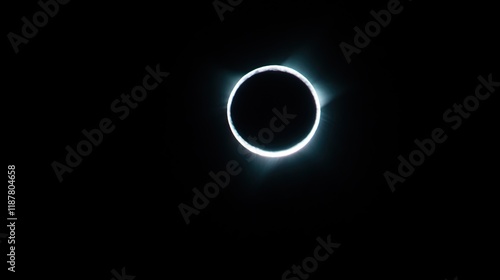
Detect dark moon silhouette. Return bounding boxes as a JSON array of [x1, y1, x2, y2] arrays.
[[228, 67, 319, 155]]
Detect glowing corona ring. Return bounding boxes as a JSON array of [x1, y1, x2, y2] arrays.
[[227, 65, 321, 158]]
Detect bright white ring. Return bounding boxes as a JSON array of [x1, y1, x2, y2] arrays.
[[227, 65, 321, 158]]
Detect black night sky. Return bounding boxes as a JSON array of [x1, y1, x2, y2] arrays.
[[4, 1, 499, 280]]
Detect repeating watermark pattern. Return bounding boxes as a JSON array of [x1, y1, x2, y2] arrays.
[[385, 73, 499, 192], [178, 106, 297, 225], [282, 234, 341, 280], [340, 0, 412, 64], [111, 267, 135, 280], [7, 0, 71, 54], [213, 0, 243, 22], [51, 64, 169, 183]]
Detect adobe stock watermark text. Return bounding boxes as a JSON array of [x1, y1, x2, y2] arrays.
[[52, 64, 169, 182]]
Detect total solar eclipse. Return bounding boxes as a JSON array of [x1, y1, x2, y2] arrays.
[[227, 66, 321, 157]]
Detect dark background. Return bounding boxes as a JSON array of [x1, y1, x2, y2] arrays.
[[3, 0, 498, 279]]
